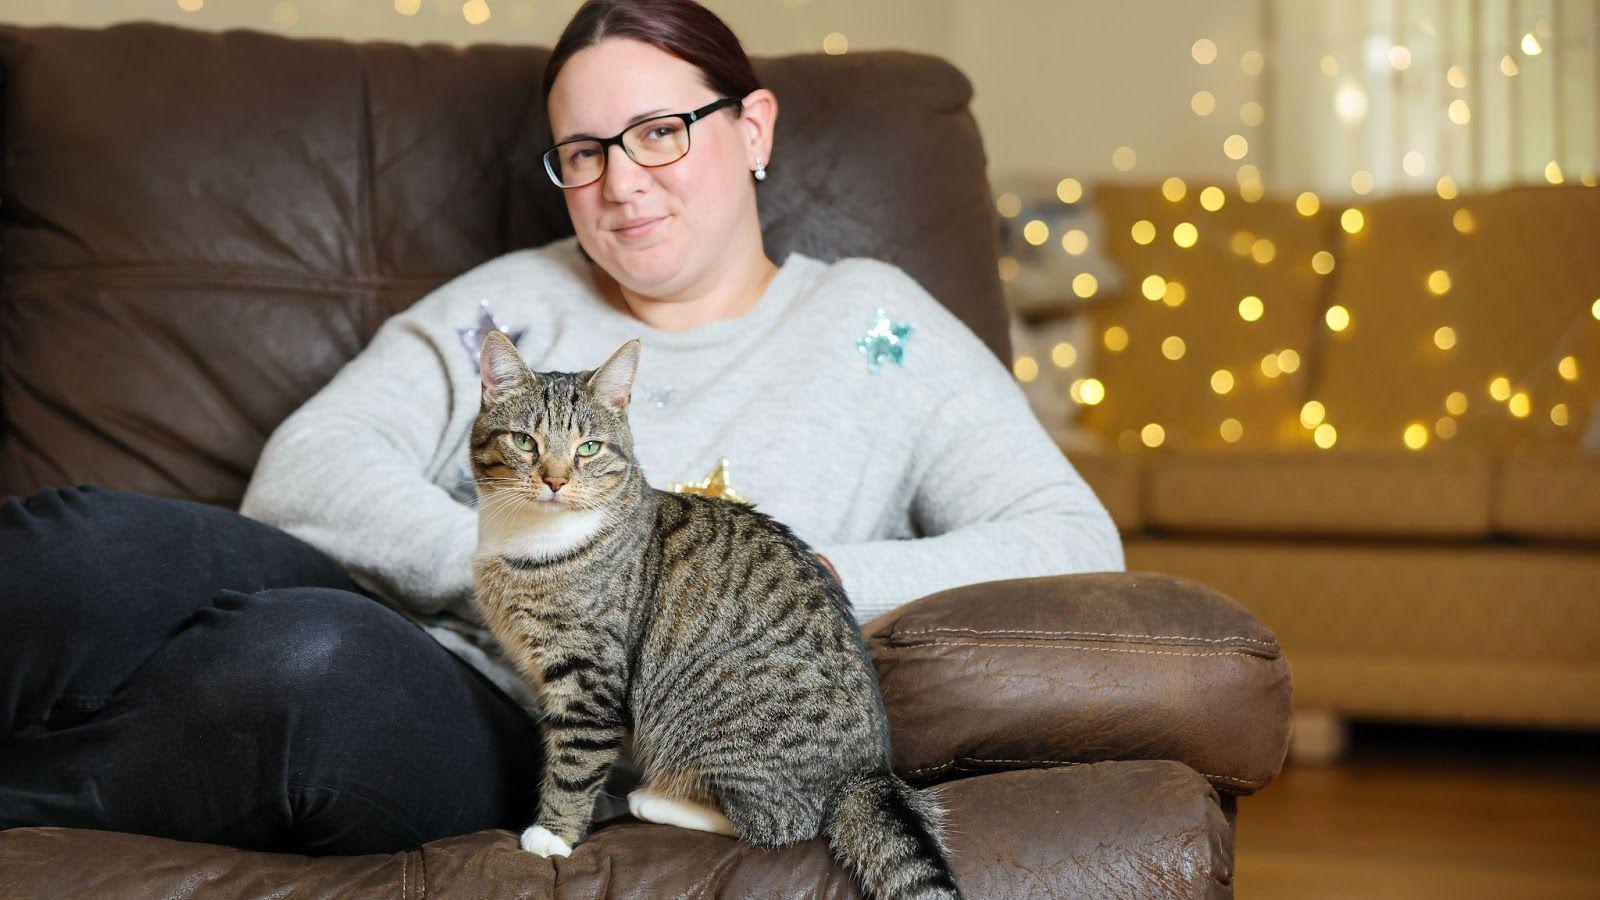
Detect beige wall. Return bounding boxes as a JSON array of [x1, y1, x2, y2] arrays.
[[2, 0, 1264, 190]]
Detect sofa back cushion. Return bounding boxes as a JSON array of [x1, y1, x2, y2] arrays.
[[0, 22, 1006, 506]]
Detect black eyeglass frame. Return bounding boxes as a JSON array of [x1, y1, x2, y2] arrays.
[[541, 96, 744, 189]]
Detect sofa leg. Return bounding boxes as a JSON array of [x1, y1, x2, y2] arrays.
[[1288, 709, 1348, 764]]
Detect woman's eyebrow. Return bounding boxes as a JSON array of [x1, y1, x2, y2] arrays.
[[555, 108, 670, 143]]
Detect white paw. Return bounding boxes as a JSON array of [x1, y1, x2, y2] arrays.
[[627, 788, 738, 836], [519, 824, 573, 857]]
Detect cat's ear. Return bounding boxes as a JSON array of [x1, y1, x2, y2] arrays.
[[584, 339, 640, 411], [479, 329, 534, 402]]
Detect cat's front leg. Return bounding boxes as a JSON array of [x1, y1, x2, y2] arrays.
[[521, 701, 626, 856]]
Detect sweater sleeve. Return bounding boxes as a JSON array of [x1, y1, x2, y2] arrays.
[[238, 286, 480, 618], [813, 308, 1125, 625]]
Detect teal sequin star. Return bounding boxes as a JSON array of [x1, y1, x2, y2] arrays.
[[855, 307, 915, 373], [457, 299, 526, 365]]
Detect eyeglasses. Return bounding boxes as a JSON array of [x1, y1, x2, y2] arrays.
[[541, 97, 743, 189]]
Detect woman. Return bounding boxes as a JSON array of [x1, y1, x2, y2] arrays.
[[1, 0, 1122, 857]]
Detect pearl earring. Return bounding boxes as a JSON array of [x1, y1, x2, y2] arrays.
[[753, 155, 767, 181]]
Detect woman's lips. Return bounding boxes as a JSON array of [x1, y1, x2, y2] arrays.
[[614, 215, 666, 238]]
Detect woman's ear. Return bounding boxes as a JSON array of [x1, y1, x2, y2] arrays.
[[738, 88, 777, 171], [585, 339, 641, 411], [479, 329, 534, 402]]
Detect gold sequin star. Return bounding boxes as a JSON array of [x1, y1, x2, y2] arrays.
[[667, 457, 752, 505]]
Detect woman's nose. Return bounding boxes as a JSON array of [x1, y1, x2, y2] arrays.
[[601, 144, 650, 199]]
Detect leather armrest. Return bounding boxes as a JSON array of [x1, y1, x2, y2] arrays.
[[864, 570, 1292, 795]]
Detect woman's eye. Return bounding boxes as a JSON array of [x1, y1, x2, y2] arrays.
[[512, 433, 535, 452], [576, 440, 601, 457]]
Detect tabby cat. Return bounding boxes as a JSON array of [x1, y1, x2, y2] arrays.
[[467, 330, 961, 900]]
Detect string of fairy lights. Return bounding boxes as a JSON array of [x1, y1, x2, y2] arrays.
[[1002, 22, 1599, 454]]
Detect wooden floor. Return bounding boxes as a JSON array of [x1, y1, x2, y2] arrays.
[[1235, 724, 1600, 899]]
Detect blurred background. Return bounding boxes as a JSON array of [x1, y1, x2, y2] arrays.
[[5, 1, 1597, 897]]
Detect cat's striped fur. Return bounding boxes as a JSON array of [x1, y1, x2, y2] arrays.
[[467, 331, 961, 899]]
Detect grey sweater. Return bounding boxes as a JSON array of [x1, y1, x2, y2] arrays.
[[239, 235, 1125, 705]]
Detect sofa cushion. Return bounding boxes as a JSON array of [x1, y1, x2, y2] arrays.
[[866, 570, 1291, 796], [0, 763, 1233, 899], [1311, 184, 1600, 452], [1142, 448, 1495, 538], [1080, 183, 1340, 451], [0, 22, 1008, 507], [1495, 450, 1600, 542]]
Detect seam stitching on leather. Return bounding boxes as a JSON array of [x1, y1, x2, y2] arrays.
[[908, 756, 1263, 788], [894, 626, 1278, 648], [401, 849, 408, 899], [899, 639, 1264, 659]]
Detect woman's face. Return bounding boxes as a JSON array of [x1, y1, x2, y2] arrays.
[[546, 38, 775, 295]]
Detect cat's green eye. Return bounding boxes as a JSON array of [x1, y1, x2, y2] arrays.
[[576, 440, 602, 458], [511, 432, 535, 452]]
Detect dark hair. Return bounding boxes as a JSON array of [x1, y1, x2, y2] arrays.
[[542, 0, 762, 111]]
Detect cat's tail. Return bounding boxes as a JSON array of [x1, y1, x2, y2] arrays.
[[823, 769, 962, 900]]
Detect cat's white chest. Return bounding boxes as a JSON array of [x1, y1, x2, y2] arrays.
[[475, 497, 610, 560]]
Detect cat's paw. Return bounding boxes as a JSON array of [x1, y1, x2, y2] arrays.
[[519, 824, 573, 858]]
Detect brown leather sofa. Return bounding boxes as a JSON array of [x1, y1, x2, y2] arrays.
[[0, 22, 1291, 898]]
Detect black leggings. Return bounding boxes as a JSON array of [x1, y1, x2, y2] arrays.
[[0, 484, 544, 856]]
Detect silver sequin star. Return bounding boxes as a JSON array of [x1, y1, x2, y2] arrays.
[[855, 307, 915, 372], [456, 299, 527, 365], [641, 383, 677, 408]]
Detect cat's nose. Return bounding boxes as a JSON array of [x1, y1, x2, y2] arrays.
[[543, 476, 567, 493]]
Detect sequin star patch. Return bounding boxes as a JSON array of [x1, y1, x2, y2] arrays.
[[457, 299, 527, 365], [855, 307, 915, 373]]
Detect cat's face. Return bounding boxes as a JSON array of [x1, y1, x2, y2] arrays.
[[469, 333, 641, 514]]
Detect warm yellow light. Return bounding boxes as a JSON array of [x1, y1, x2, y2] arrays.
[[996, 193, 1021, 217], [1558, 355, 1578, 381], [395, 0, 421, 14], [1251, 238, 1276, 264], [177, 0, 203, 10], [1113, 146, 1138, 171], [1300, 400, 1326, 428], [1403, 423, 1430, 450], [1074, 377, 1107, 405], [1509, 391, 1531, 418], [1551, 403, 1569, 426], [1277, 348, 1301, 373], [1521, 32, 1542, 55], [1403, 151, 1426, 176], [1545, 161, 1564, 184], [1023, 219, 1050, 245], [1173, 222, 1199, 248], [1220, 418, 1244, 442], [1141, 423, 1167, 448], [1388, 45, 1412, 70], [1427, 269, 1452, 295], [1324, 304, 1350, 331], [1448, 99, 1471, 125], [1057, 178, 1084, 203], [1103, 325, 1129, 352], [1240, 101, 1265, 127], [1320, 55, 1339, 77], [1141, 274, 1168, 301], [1161, 335, 1187, 360], [1163, 281, 1187, 307], [1488, 376, 1512, 401], [1447, 65, 1467, 88], [1593, 298, 1600, 320], [1211, 369, 1235, 394], [1200, 186, 1227, 211], [1436, 416, 1458, 440], [1500, 54, 1519, 77], [1162, 177, 1188, 202], [1131, 220, 1157, 245], [1453, 208, 1476, 233], [1061, 229, 1089, 255], [1445, 391, 1469, 415], [1073, 273, 1100, 298], [462, 0, 491, 24], [272, 1, 299, 24], [1223, 134, 1250, 160], [1433, 326, 1457, 349], [1192, 39, 1218, 64], [1239, 179, 1264, 202], [1051, 342, 1078, 368], [1013, 356, 1039, 382], [1312, 251, 1337, 275], [1238, 295, 1264, 322], [997, 257, 1019, 281], [1192, 91, 1217, 117], [1259, 353, 1281, 378], [1296, 191, 1320, 216], [1436, 176, 1459, 199], [1351, 170, 1374, 194], [1341, 208, 1365, 233], [1241, 50, 1265, 76], [822, 32, 849, 54], [1231, 230, 1256, 255], [1313, 423, 1338, 448]]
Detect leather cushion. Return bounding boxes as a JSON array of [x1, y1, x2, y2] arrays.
[[0, 762, 1231, 899], [866, 570, 1291, 795]]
